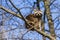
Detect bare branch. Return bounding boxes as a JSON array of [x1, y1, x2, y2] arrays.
[[50, 0, 57, 6], [34, 28, 56, 40], [9, 0, 19, 11], [43, 0, 56, 40], [0, 5, 22, 19], [9, 0, 27, 23], [36, 0, 40, 10], [9, 0, 23, 18], [53, 4, 60, 11]]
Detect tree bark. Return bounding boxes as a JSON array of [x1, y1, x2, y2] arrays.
[[43, 0, 56, 40]]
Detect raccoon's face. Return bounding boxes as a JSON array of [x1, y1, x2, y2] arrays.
[[34, 10, 42, 18]]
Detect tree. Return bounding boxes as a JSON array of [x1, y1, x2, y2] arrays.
[[0, 0, 60, 40]]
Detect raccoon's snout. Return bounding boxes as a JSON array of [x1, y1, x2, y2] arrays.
[[37, 13, 40, 16], [36, 13, 41, 16]]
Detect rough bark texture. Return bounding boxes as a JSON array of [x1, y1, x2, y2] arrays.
[[43, 0, 56, 40]]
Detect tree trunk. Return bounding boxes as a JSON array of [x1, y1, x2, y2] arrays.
[[43, 0, 56, 40]]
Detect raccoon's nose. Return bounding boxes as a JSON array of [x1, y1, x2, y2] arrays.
[[38, 14, 40, 16]]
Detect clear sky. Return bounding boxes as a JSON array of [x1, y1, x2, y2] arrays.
[[0, 0, 60, 40]]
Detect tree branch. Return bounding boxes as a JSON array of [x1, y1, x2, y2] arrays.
[[43, 0, 56, 40], [0, 5, 22, 19], [36, 0, 40, 10], [50, 0, 57, 6], [0, 2, 56, 40], [9, 0, 28, 23], [34, 28, 56, 40]]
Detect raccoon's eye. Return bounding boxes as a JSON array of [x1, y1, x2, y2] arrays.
[[29, 23, 34, 26]]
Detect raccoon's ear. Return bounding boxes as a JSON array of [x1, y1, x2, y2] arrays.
[[34, 9, 37, 13], [34, 9, 42, 14]]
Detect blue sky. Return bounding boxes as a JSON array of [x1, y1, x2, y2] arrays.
[[0, 0, 60, 40]]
